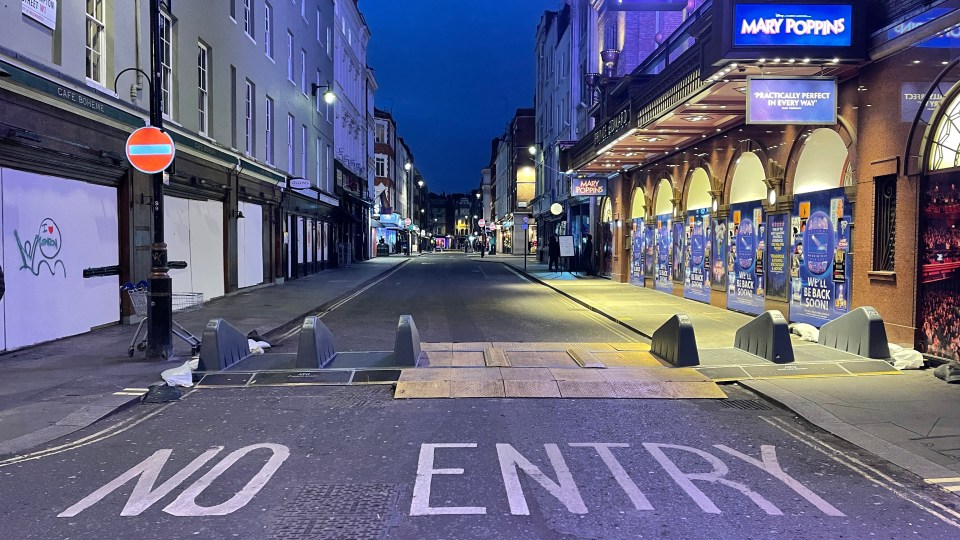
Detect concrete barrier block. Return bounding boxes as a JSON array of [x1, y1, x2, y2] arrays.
[[651, 314, 700, 367], [394, 315, 422, 367], [734, 310, 794, 364], [818, 306, 891, 359], [296, 316, 338, 368], [198, 319, 251, 371]]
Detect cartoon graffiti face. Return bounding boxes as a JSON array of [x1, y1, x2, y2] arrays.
[[38, 218, 62, 260]]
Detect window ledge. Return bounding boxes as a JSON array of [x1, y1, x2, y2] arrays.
[[868, 271, 896, 283]]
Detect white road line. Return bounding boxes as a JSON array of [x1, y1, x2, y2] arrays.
[[763, 416, 960, 528]]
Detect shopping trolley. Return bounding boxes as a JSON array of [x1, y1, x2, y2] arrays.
[[122, 281, 204, 357]]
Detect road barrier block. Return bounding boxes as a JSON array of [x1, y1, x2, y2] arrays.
[[296, 316, 338, 368], [818, 306, 891, 359], [394, 315, 422, 367], [198, 319, 252, 371], [734, 310, 794, 364], [651, 314, 700, 367]]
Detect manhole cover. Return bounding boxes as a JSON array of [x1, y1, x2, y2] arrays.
[[270, 483, 398, 540], [720, 399, 772, 411]]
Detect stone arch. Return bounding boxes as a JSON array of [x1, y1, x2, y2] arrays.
[[723, 140, 770, 204], [785, 119, 857, 195], [790, 128, 852, 195], [630, 186, 646, 219]]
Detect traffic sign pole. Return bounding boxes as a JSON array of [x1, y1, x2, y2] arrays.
[[145, 0, 173, 360]]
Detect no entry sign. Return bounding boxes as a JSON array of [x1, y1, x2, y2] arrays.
[[126, 126, 176, 174]]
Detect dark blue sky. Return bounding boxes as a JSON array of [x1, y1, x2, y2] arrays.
[[363, 0, 558, 195]]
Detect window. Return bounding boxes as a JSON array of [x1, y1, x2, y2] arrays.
[[243, 0, 253, 39], [244, 81, 254, 155], [265, 96, 274, 164], [287, 114, 295, 174], [264, 2, 273, 58], [375, 124, 385, 143], [375, 155, 386, 177], [85, 0, 106, 84], [197, 43, 209, 135], [300, 49, 307, 95], [873, 175, 897, 272], [301, 125, 308, 180], [159, 12, 173, 117], [287, 32, 294, 82]]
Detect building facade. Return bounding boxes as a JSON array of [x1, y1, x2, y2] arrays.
[[561, 0, 960, 358], [0, 0, 356, 352]]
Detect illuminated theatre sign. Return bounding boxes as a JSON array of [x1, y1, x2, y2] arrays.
[[733, 3, 853, 47]]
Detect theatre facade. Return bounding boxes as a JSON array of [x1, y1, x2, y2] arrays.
[[561, 0, 960, 359]]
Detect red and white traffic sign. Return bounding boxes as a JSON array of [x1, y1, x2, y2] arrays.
[[478, 219, 486, 227], [126, 126, 176, 174]]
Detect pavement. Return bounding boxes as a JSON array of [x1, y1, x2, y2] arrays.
[[2, 248, 959, 496], [478, 251, 960, 487], [0, 256, 411, 457]]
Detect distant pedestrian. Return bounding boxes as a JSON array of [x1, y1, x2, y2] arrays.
[[548, 235, 560, 271]]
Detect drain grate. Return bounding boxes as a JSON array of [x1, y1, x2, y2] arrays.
[[270, 483, 398, 540], [720, 399, 772, 411]]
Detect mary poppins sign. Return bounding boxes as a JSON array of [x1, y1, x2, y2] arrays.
[[733, 3, 853, 47], [571, 178, 608, 197]]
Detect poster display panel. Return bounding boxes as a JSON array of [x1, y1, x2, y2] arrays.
[[726, 200, 766, 315], [766, 213, 789, 300], [917, 176, 960, 361], [3, 168, 119, 350], [655, 214, 673, 293], [683, 209, 711, 303], [789, 187, 850, 326], [712, 219, 727, 290], [630, 218, 644, 286]]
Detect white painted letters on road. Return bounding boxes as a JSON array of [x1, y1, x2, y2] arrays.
[[163, 443, 289, 516], [497, 443, 587, 515], [410, 443, 487, 516], [569, 443, 653, 511], [715, 444, 845, 517], [58, 447, 224, 517], [643, 443, 782, 515], [58, 444, 288, 518]]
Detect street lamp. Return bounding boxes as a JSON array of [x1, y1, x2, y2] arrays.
[[310, 83, 336, 104]]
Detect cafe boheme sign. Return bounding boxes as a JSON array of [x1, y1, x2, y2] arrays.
[[571, 178, 608, 197], [733, 3, 853, 48]]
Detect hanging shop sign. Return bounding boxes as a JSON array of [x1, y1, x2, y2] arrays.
[[712, 220, 727, 291], [733, 3, 853, 48], [571, 178, 608, 197], [655, 214, 673, 293], [630, 219, 645, 286], [766, 213, 789, 300], [727, 201, 766, 315], [683, 210, 712, 303], [747, 77, 837, 125], [22, 0, 57, 30], [789, 188, 850, 327]]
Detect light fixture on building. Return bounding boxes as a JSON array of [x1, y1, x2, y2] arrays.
[[310, 83, 336, 104]]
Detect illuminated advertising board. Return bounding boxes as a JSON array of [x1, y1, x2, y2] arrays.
[[571, 178, 608, 197], [733, 3, 853, 47], [747, 77, 837, 125]]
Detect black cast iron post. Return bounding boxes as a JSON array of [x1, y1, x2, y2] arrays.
[[145, 0, 173, 360]]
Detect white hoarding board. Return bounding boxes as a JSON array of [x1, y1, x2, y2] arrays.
[[3, 168, 118, 349]]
